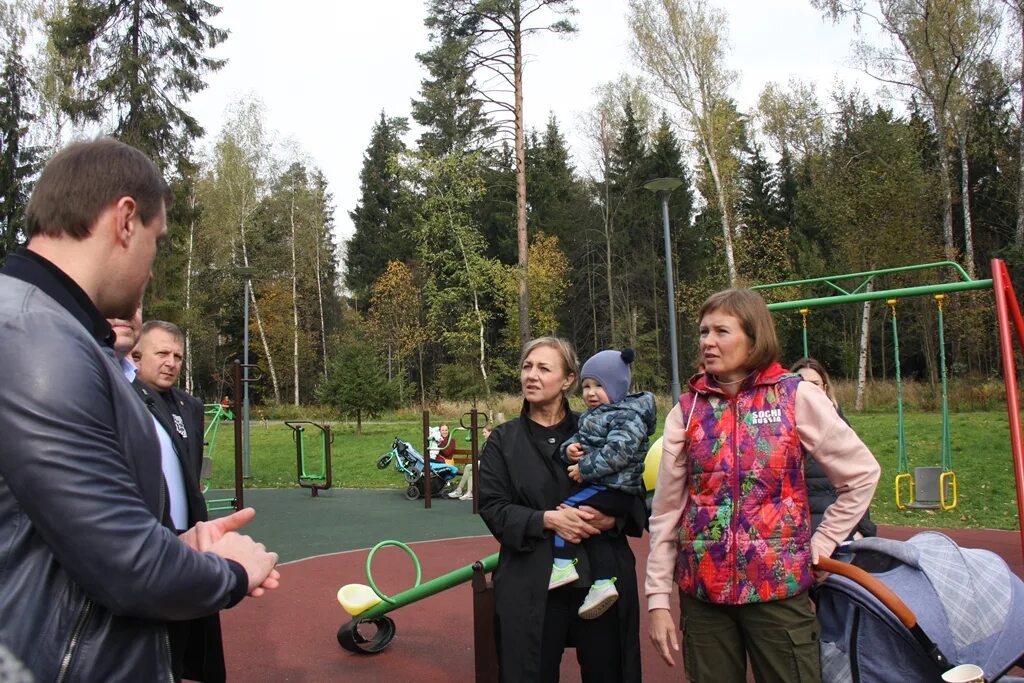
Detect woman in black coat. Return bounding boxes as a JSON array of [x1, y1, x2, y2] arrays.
[[479, 337, 645, 683]]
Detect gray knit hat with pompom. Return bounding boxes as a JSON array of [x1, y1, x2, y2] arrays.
[[580, 348, 635, 403]]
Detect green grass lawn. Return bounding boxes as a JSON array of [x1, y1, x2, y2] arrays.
[[847, 412, 1021, 531], [206, 411, 1022, 531]]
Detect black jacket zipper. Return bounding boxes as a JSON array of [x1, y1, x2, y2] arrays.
[[56, 598, 93, 683]]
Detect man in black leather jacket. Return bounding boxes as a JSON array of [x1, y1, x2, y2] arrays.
[[0, 139, 281, 681]]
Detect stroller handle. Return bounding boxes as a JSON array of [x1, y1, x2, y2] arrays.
[[815, 556, 953, 673], [815, 556, 916, 628]]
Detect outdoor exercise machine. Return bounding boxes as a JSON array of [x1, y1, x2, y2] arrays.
[[283, 421, 333, 497], [336, 540, 500, 676], [201, 401, 235, 512], [753, 258, 1024, 561], [202, 360, 258, 513]]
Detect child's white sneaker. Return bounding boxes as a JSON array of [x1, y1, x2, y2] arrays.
[[447, 490, 462, 499], [548, 560, 578, 589], [578, 579, 618, 619]]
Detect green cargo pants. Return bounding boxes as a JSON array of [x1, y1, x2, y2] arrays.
[[679, 591, 821, 683]]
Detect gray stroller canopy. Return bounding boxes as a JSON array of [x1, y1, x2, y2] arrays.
[[817, 531, 1024, 683]]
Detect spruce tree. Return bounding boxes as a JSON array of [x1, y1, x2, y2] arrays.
[[48, 0, 228, 170], [345, 113, 415, 309], [412, 0, 494, 156], [0, 8, 41, 264]]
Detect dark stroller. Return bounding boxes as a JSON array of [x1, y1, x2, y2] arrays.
[[816, 531, 1024, 682], [376, 437, 459, 500]]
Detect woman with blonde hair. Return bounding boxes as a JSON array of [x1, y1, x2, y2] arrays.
[[479, 337, 645, 682], [646, 289, 880, 682]]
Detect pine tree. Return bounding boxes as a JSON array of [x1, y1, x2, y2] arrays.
[[526, 115, 593, 247], [965, 59, 1016, 274], [458, 0, 579, 347]]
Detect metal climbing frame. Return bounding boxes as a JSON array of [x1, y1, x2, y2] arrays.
[[752, 259, 1024, 562]]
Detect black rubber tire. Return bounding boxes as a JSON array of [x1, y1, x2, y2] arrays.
[[404, 484, 420, 500], [376, 454, 391, 470]]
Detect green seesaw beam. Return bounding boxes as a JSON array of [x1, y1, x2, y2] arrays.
[[337, 540, 499, 654]]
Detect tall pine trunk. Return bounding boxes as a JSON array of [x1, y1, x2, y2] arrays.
[[513, 13, 530, 348]]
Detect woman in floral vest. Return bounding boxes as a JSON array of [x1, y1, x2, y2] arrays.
[[645, 289, 881, 683]]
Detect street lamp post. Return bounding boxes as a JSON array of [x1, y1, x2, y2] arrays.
[[644, 177, 684, 405], [237, 267, 254, 478]]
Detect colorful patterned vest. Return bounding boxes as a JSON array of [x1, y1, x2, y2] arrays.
[[675, 363, 813, 604]]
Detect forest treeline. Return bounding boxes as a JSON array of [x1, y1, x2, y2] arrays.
[[4, 0, 1024, 417]]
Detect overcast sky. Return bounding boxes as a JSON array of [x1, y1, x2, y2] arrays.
[[187, 1, 876, 246]]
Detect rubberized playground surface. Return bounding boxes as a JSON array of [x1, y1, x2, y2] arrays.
[[213, 488, 1024, 682]]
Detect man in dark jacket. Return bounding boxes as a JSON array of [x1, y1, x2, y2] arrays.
[[132, 319, 226, 681], [134, 320, 206, 488], [0, 138, 280, 681]]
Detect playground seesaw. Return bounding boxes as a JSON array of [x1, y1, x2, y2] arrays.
[[336, 540, 498, 654]]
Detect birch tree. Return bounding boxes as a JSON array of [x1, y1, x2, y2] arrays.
[[200, 98, 281, 402], [756, 78, 828, 161], [1001, 0, 1024, 244], [629, 0, 741, 285], [812, 0, 1001, 276]]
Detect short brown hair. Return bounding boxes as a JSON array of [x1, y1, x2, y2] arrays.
[[698, 289, 780, 371], [519, 336, 580, 396], [139, 320, 184, 346], [26, 138, 171, 240]]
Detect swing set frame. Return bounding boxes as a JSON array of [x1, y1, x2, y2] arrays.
[[752, 258, 1024, 562]]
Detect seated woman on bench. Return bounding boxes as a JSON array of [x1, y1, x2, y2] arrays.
[[448, 425, 490, 501], [434, 423, 457, 464]]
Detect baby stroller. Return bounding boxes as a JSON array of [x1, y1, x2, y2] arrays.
[[816, 531, 1024, 682], [376, 437, 459, 500]]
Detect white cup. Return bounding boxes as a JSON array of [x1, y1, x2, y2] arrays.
[[941, 664, 985, 683]]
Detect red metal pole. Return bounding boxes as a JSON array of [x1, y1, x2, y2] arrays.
[[990, 259, 1024, 564]]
